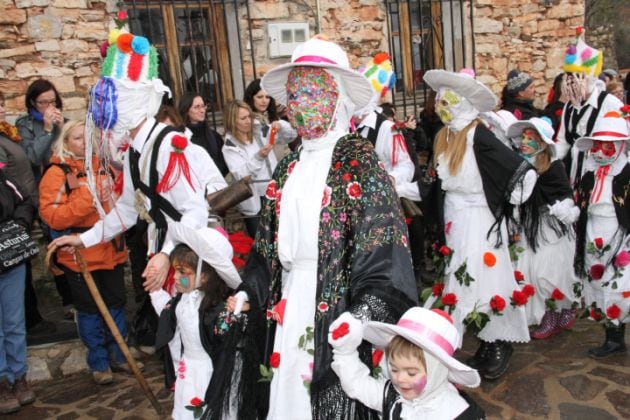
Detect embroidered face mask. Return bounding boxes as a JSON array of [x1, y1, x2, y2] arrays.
[[286, 67, 339, 140], [591, 140, 621, 165], [435, 89, 459, 124]]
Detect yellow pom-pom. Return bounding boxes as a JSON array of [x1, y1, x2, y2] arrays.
[[371, 79, 382, 93], [108, 29, 121, 45]]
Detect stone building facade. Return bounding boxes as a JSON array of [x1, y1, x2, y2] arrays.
[[1, 0, 585, 121]]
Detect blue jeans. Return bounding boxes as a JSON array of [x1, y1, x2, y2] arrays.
[[77, 308, 127, 372], [0, 264, 27, 383]]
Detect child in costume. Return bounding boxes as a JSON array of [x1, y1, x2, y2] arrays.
[[328, 307, 484, 419], [150, 222, 258, 419], [506, 117, 580, 339], [574, 110, 630, 358]]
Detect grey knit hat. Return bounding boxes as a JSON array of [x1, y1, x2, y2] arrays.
[[506, 69, 533, 95]]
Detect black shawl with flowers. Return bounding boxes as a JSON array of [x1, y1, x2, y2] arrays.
[[240, 133, 418, 419]]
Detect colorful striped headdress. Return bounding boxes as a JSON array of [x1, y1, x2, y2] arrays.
[[101, 29, 158, 83]]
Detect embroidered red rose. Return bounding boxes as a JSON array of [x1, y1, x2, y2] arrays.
[[265, 180, 277, 200], [606, 304, 621, 320], [269, 352, 281, 368], [349, 159, 359, 167], [551, 288, 565, 300], [522, 284, 535, 298], [321, 185, 332, 208], [287, 160, 297, 174], [483, 252, 496, 267], [438, 245, 451, 256], [511, 290, 528, 306], [334, 161, 342, 170], [342, 173, 352, 182], [317, 301, 329, 312], [372, 349, 384, 367], [490, 295, 506, 312], [171, 134, 188, 151], [190, 397, 203, 407], [331, 322, 350, 340], [590, 264, 605, 280], [514, 270, 525, 282], [346, 182, 362, 199], [590, 308, 603, 321], [432, 283, 445, 297], [593, 237, 604, 249], [442, 293, 457, 306], [614, 250, 630, 268]]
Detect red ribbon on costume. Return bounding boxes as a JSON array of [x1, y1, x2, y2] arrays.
[[591, 165, 610, 204], [392, 132, 408, 167], [156, 135, 195, 194]]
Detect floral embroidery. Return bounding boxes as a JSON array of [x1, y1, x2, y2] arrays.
[[185, 397, 206, 419], [265, 180, 278, 200], [490, 295, 506, 315], [213, 309, 235, 336], [346, 182, 362, 199], [321, 185, 332, 208]]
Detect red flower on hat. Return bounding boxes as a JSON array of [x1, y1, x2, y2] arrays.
[[522, 284, 535, 298], [346, 182, 362, 199], [372, 349, 384, 367], [490, 295, 506, 313], [606, 304, 621, 320], [551, 288, 565, 301], [514, 270, 525, 282], [593, 237, 604, 249], [269, 352, 281, 368], [511, 290, 528, 307], [590, 264, 605, 280], [442, 293, 457, 306], [117, 10, 128, 21], [432, 283, 445, 297]]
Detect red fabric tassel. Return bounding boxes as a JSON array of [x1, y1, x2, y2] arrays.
[[392, 132, 408, 166], [156, 151, 195, 193]]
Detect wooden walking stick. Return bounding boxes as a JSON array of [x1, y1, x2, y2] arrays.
[[46, 245, 163, 415]]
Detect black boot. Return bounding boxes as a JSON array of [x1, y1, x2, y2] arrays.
[[588, 324, 627, 359], [465, 340, 491, 371], [483, 341, 513, 380]]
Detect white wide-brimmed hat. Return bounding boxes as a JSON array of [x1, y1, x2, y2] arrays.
[[575, 112, 630, 152], [423, 68, 497, 112], [167, 222, 241, 289], [261, 35, 374, 111], [363, 307, 480, 388], [507, 116, 557, 156]]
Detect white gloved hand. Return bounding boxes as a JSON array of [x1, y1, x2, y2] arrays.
[[548, 198, 580, 225], [233, 291, 248, 315], [328, 312, 364, 355]]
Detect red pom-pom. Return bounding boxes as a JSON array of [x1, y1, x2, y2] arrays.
[[117, 33, 134, 54], [373, 52, 390, 65], [171, 135, 188, 151]]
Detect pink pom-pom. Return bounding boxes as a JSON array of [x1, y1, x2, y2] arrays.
[[459, 68, 476, 78], [581, 48, 592, 60]]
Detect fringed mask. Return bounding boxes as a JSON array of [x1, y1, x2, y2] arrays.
[[286, 67, 339, 140], [89, 78, 118, 130]]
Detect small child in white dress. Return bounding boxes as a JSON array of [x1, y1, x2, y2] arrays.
[[328, 308, 485, 420], [150, 223, 243, 420]]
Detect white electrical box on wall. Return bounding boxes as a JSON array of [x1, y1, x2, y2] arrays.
[[268, 22, 309, 58]]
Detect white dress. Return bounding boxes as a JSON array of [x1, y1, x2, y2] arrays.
[[582, 155, 630, 324], [266, 135, 338, 420], [151, 290, 213, 420], [425, 128, 534, 345]]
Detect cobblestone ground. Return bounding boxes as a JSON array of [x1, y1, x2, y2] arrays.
[[3, 319, 628, 420]]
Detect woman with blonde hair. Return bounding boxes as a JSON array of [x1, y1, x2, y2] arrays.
[[39, 120, 130, 385], [222, 100, 277, 237]]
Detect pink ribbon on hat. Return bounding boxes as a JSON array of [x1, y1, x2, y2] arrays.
[[294, 55, 338, 65], [397, 319, 455, 356]]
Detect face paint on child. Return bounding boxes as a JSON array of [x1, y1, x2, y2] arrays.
[[286, 67, 339, 140], [435, 89, 460, 124], [413, 374, 428, 395], [519, 128, 545, 164], [591, 140, 621, 165], [388, 354, 428, 401], [173, 263, 196, 293]]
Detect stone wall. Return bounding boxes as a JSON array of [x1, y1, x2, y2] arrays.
[[473, 0, 585, 109], [0, 0, 117, 122], [586, 24, 618, 72]]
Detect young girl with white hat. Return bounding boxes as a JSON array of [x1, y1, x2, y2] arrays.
[[507, 117, 580, 339], [328, 307, 484, 419], [574, 110, 630, 358]]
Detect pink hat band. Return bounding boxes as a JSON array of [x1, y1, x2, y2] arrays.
[[397, 319, 455, 356], [294, 55, 338, 65], [591, 130, 628, 138]]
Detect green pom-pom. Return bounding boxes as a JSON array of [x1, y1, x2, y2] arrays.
[[101, 44, 117, 76], [148, 46, 158, 79], [582, 54, 600, 68]]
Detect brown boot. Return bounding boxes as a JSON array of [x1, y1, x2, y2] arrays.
[[92, 368, 113, 385], [0, 378, 20, 414], [12, 375, 35, 405]]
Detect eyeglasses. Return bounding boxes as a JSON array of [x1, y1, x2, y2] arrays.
[[35, 99, 57, 106]]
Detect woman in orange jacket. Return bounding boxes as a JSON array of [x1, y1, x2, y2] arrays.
[[39, 120, 129, 385]]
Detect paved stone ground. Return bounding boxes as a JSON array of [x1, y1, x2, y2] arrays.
[[3, 318, 628, 420]]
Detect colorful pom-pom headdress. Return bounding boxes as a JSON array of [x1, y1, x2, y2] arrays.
[[358, 52, 397, 99], [563, 27, 603, 77]]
